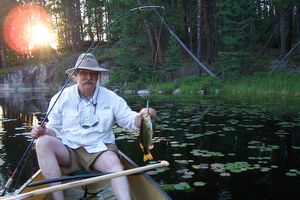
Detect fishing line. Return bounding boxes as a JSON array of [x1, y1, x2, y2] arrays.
[[149, 2, 216, 78], [43, 41, 99, 126], [0, 41, 100, 196], [1, 5, 165, 196], [151, 6, 165, 84], [11, 150, 31, 192]]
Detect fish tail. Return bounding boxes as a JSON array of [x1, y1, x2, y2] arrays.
[[143, 152, 153, 162]]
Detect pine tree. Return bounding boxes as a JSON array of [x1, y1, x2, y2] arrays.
[[162, 37, 182, 81]]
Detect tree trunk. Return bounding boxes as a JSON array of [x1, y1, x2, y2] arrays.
[[187, 0, 193, 52], [61, 0, 83, 51], [183, 0, 193, 52], [202, 0, 217, 64], [196, 0, 202, 75], [84, 0, 95, 42], [286, 5, 293, 51], [297, 6, 300, 40], [0, 38, 3, 68], [279, 5, 293, 57], [136, 0, 163, 65], [73, 0, 83, 49], [279, 6, 287, 56]]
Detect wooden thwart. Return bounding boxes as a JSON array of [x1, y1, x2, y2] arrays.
[[1, 161, 169, 200]]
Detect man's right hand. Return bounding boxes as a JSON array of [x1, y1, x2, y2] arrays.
[[31, 126, 46, 138]]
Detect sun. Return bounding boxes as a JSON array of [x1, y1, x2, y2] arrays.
[[3, 4, 57, 54], [27, 23, 57, 50], [30, 24, 50, 45]]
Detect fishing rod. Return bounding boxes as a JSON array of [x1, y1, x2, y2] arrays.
[[0, 4, 180, 196], [129, 6, 165, 86], [269, 39, 300, 74], [27, 171, 144, 187], [129, 5, 216, 78], [0, 41, 99, 196], [129, 5, 165, 12], [1, 6, 162, 196], [151, 6, 216, 78]]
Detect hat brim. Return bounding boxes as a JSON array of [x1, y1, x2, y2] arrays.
[[65, 66, 109, 76]]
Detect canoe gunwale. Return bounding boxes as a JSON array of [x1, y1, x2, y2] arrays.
[[14, 170, 42, 195], [14, 151, 172, 200], [119, 151, 172, 200]]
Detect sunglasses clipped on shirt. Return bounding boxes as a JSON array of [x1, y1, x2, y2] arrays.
[[77, 88, 100, 129], [80, 121, 99, 129], [78, 100, 99, 129]]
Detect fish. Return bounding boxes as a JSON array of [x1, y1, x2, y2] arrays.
[[139, 101, 154, 162]]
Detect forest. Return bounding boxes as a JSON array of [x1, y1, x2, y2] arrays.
[[0, 0, 299, 92]]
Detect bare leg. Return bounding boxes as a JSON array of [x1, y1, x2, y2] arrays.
[[35, 135, 71, 200], [92, 151, 131, 200]]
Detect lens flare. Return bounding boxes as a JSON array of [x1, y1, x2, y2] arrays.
[[3, 4, 57, 54]]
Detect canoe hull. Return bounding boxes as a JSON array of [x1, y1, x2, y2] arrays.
[[15, 151, 171, 200]]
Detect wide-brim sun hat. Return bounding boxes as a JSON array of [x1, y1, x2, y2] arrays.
[[65, 53, 109, 76]]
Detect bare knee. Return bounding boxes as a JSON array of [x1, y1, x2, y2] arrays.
[[93, 152, 124, 172], [35, 135, 60, 153], [108, 155, 124, 171], [36, 135, 50, 150]]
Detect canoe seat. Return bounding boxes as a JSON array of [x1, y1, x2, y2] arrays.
[[64, 169, 112, 199]]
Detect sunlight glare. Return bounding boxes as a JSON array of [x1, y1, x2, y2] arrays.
[[3, 4, 57, 54], [28, 24, 57, 50]]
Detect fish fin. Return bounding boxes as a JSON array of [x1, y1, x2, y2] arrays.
[[143, 152, 153, 162], [149, 145, 154, 150], [139, 143, 144, 150]]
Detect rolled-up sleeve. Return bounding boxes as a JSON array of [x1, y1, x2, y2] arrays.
[[114, 97, 139, 132], [45, 95, 62, 136]]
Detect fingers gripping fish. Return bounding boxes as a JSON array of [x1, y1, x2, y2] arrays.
[[139, 100, 154, 162]]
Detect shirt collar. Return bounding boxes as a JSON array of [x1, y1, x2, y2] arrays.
[[75, 84, 100, 103]]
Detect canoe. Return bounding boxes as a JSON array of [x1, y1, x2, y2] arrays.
[[13, 151, 171, 200]]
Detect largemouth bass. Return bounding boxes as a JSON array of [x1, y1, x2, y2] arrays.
[[139, 101, 154, 162]]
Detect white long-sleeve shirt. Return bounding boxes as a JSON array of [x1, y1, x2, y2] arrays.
[[46, 84, 139, 153]]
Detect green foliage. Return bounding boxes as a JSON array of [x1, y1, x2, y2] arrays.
[[153, 76, 223, 95], [270, 0, 299, 6], [216, 53, 278, 78], [217, 0, 255, 51], [217, 51, 252, 77], [223, 72, 300, 96], [104, 0, 136, 42], [161, 37, 182, 81], [154, 82, 177, 94], [0, 66, 19, 75], [176, 76, 222, 95], [112, 15, 154, 84], [152, 71, 300, 97]]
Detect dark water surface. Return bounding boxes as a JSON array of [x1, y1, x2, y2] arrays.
[[0, 91, 299, 199]]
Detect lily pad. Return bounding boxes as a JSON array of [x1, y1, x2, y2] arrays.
[[285, 172, 297, 177], [174, 182, 191, 190], [193, 181, 206, 187]]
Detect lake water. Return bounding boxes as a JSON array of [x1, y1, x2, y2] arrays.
[[0, 91, 299, 199]]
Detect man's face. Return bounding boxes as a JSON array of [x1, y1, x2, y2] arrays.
[[75, 69, 99, 92]]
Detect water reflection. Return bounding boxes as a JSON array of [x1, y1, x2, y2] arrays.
[[118, 95, 300, 200], [0, 106, 4, 130], [0, 90, 53, 191], [0, 91, 50, 113], [0, 92, 299, 199]]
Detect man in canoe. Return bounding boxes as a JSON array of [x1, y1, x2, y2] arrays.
[[31, 53, 157, 200]]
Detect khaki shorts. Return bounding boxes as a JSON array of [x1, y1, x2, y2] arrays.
[[60, 143, 119, 175]]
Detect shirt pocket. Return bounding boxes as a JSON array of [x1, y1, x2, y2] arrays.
[[62, 110, 80, 131], [96, 108, 113, 132]]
